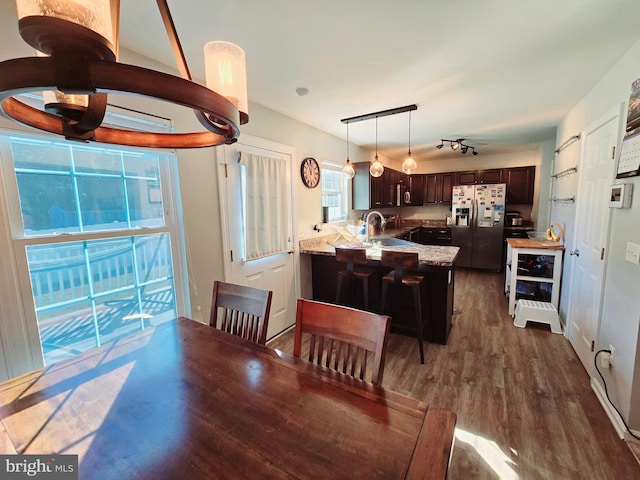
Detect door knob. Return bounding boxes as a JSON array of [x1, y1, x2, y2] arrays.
[[569, 249, 580, 256]]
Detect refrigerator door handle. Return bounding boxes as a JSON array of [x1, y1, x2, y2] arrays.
[[473, 199, 478, 231]]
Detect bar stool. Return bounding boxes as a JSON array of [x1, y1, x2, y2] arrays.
[[379, 250, 427, 364], [335, 247, 376, 310]]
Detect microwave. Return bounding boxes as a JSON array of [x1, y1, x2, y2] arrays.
[[609, 183, 633, 208]]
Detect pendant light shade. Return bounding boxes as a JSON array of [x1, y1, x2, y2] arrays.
[[402, 154, 417, 175], [402, 110, 417, 174], [342, 122, 355, 179], [369, 117, 384, 178], [342, 159, 355, 179]]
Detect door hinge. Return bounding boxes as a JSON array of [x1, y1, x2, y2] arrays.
[[230, 250, 233, 262], [601, 248, 605, 260], [611, 146, 616, 160], [225, 163, 229, 177], [591, 340, 595, 352]]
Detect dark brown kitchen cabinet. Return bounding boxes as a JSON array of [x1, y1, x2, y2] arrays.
[[424, 172, 455, 205], [457, 169, 502, 185], [383, 169, 401, 207], [352, 162, 384, 209], [456, 171, 477, 185], [402, 174, 424, 206], [504, 166, 535, 204], [478, 169, 503, 184]]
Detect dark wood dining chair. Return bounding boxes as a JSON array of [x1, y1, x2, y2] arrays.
[[335, 246, 376, 310], [210, 281, 273, 345], [293, 298, 390, 386], [379, 250, 428, 364]]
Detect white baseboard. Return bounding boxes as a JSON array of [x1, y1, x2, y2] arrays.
[[591, 378, 640, 441]]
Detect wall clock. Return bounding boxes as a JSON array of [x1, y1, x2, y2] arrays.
[[300, 157, 320, 188]]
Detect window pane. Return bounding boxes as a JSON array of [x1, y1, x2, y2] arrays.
[[26, 234, 177, 365], [17, 172, 78, 233], [77, 176, 127, 230], [11, 137, 165, 236], [321, 166, 347, 221]]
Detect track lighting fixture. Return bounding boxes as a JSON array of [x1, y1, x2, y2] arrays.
[[437, 138, 479, 155], [340, 104, 417, 178]]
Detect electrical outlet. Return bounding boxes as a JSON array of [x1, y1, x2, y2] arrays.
[[626, 242, 640, 265], [609, 345, 615, 366], [599, 351, 612, 369]]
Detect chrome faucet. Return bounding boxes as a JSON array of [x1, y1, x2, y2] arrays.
[[364, 211, 386, 243]]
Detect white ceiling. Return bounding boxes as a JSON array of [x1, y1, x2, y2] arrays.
[[18, 1, 640, 161]]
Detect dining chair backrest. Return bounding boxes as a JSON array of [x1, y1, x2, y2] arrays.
[[210, 281, 273, 345], [293, 299, 391, 386]]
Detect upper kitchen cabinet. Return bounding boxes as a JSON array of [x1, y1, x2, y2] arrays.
[[401, 174, 424, 206], [456, 171, 477, 185], [353, 162, 385, 209], [503, 166, 535, 204], [424, 172, 455, 205], [457, 169, 503, 185], [383, 169, 402, 207], [478, 169, 503, 184]]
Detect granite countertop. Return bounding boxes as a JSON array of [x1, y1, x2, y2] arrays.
[[299, 230, 459, 267]]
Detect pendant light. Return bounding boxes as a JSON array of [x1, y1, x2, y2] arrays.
[[369, 117, 384, 178], [342, 122, 355, 179], [402, 110, 417, 174]]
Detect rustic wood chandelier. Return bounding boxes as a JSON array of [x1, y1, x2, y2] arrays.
[[0, 0, 248, 148]]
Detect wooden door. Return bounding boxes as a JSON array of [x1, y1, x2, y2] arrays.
[[566, 107, 620, 375]]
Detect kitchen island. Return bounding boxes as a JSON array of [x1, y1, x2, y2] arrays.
[[300, 231, 459, 345]]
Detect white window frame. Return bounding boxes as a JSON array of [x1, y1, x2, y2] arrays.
[[0, 128, 190, 378], [321, 159, 350, 222]]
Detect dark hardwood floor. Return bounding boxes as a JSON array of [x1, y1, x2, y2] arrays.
[[268, 269, 640, 479]]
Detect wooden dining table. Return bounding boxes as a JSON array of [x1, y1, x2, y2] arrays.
[[0, 317, 456, 479]]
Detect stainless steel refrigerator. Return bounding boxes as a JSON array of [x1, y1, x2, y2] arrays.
[[451, 183, 506, 270]]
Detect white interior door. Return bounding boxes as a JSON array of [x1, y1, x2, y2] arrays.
[[567, 106, 621, 374], [218, 136, 297, 340]]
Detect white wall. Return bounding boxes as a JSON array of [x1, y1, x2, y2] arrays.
[[555, 38, 640, 430]]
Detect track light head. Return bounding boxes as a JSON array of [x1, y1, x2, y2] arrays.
[[438, 138, 478, 155]]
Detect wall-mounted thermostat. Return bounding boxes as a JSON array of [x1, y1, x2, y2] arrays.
[[610, 183, 633, 208]]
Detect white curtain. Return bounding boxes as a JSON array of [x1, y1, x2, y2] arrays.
[[239, 152, 289, 261]]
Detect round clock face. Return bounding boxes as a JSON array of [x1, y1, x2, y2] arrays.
[[301, 157, 320, 188]]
